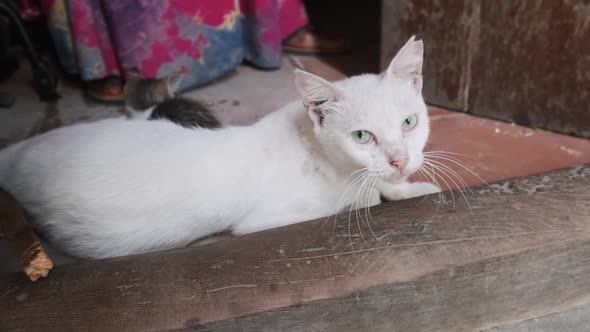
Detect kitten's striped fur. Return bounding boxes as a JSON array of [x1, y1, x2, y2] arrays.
[[124, 69, 221, 129]]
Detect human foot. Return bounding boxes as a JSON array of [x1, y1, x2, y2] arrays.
[[86, 76, 124, 103], [283, 26, 351, 55]]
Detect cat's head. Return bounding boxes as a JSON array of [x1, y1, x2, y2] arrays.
[[124, 69, 184, 112], [295, 36, 429, 184]]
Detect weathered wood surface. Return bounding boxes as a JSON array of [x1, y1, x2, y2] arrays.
[[380, 0, 479, 111], [1, 166, 590, 331], [381, 0, 590, 137], [469, 0, 590, 137], [485, 304, 590, 332]]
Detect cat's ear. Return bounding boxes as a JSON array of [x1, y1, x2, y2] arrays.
[[386, 35, 423, 94], [166, 72, 184, 95], [294, 69, 342, 127]]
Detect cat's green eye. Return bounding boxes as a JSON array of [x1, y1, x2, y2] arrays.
[[402, 114, 419, 131], [351, 130, 374, 144]]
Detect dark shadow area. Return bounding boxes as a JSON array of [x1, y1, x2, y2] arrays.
[[304, 0, 381, 76], [0, 0, 59, 106]]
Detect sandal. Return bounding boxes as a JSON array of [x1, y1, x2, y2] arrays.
[[85, 76, 124, 103], [282, 26, 351, 55]]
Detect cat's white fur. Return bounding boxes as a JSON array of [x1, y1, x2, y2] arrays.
[[0, 36, 439, 258], [126, 106, 156, 120]]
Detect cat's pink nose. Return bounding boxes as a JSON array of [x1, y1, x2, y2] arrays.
[[389, 157, 408, 172]]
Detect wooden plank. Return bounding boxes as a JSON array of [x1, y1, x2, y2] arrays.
[[1, 165, 590, 331], [469, 0, 590, 137], [380, 0, 479, 111], [484, 304, 590, 332]]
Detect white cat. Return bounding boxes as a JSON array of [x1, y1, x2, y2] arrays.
[[0, 36, 439, 259]]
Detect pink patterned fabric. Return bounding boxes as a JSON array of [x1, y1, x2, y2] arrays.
[[41, 0, 308, 90]]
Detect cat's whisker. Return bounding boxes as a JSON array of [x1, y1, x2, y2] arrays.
[[424, 152, 482, 205], [353, 174, 373, 248], [425, 152, 475, 172], [339, 168, 371, 191], [364, 176, 382, 244], [357, 176, 370, 237], [347, 173, 370, 250], [431, 161, 474, 213], [363, 176, 376, 223], [424, 150, 473, 159], [414, 167, 437, 205], [335, 170, 369, 223], [331, 169, 369, 215], [425, 157, 472, 192], [418, 165, 444, 210], [416, 166, 441, 211], [425, 151, 476, 171], [423, 161, 456, 210], [354, 174, 379, 247], [354, 174, 371, 246], [423, 153, 491, 189], [425, 159, 472, 212], [322, 168, 369, 232]]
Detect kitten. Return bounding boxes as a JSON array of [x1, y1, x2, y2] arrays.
[[0, 36, 439, 259], [124, 69, 221, 129]]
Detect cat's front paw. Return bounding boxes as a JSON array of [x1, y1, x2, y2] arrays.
[[411, 182, 441, 197], [379, 181, 441, 201]]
